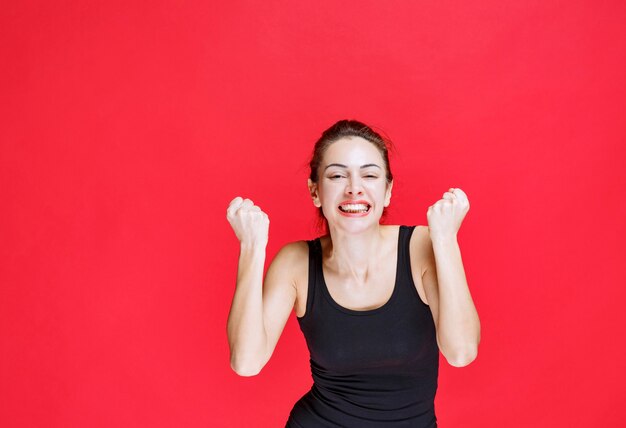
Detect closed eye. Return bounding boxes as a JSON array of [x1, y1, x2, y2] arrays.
[[328, 174, 376, 179]]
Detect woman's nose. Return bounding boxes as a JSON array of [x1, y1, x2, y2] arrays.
[[345, 177, 364, 195]]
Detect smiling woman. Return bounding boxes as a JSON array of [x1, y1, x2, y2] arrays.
[[226, 119, 480, 428], [307, 120, 395, 233], [308, 135, 392, 232]]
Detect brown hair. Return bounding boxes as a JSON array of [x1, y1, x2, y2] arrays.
[[309, 119, 395, 233]]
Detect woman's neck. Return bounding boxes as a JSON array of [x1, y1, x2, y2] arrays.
[[324, 224, 390, 283]]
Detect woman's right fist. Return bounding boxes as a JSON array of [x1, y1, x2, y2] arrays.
[[226, 197, 270, 247]]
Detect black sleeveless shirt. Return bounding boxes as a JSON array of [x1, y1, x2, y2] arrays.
[[286, 225, 439, 427]]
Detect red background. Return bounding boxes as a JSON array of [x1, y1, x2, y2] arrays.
[[2, 1, 625, 427]]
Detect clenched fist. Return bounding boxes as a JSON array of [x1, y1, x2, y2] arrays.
[[426, 187, 470, 241], [226, 197, 270, 247]]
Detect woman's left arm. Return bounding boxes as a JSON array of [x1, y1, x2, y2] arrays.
[[424, 187, 480, 367]]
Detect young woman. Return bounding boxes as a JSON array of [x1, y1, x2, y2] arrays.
[[226, 120, 480, 427]]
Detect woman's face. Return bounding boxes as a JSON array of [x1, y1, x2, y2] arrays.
[[308, 136, 393, 232]]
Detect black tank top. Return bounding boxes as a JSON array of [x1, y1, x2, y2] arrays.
[[286, 225, 439, 428]]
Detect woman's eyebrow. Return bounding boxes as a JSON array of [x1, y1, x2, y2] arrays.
[[324, 163, 381, 171]]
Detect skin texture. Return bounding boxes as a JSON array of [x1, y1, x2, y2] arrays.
[[226, 136, 480, 376]]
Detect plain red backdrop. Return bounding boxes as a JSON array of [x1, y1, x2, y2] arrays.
[[2, 1, 625, 427]]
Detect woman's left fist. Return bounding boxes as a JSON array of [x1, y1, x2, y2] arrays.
[[426, 187, 470, 241]]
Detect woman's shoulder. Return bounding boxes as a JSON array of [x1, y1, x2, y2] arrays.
[[280, 238, 310, 251], [406, 225, 435, 274], [405, 224, 430, 242], [268, 240, 310, 288], [271, 239, 310, 266]]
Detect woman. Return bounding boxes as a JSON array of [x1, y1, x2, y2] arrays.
[[226, 120, 480, 427]]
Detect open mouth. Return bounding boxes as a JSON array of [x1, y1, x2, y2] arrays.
[[338, 203, 371, 214]]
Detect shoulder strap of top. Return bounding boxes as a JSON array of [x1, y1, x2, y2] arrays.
[[400, 225, 417, 261], [397, 225, 415, 285], [398, 225, 430, 307], [301, 239, 319, 320]]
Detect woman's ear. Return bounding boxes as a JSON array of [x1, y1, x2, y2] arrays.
[[308, 179, 321, 207], [384, 180, 393, 207]]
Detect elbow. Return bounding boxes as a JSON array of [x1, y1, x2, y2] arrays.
[[446, 347, 478, 368], [230, 355, 264, 377], [228, 340, 269, 376], [231, 364, 262, 377]]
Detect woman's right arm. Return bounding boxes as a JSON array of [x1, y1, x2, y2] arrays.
[[225, 197, 300, 376]]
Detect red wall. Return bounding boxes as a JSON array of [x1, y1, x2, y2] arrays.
[[2, 1, 625, 427]]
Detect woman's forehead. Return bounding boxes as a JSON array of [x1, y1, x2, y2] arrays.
[[323, 137, 383, 165]]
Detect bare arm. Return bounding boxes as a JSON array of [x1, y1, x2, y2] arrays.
[[227, 242, 268, 376], [421, 232, 480, 367], [422, 187, 480, 367], [225, 197, 300, 376]]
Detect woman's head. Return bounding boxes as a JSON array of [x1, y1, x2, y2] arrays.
[[307, 119, 395, 233]]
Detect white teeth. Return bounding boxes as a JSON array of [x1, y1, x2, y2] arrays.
[[339, 204, 369, 213]]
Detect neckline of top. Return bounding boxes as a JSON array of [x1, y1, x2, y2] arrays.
[[316, 225, 405, 316]]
